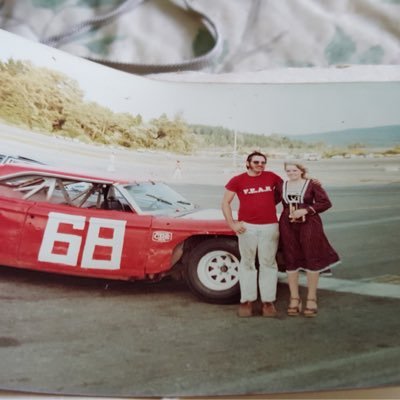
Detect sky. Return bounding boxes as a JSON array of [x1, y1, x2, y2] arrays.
[[1, 29, 400, 136]]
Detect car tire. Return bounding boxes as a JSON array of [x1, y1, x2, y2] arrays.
[[185, 238, 240, 304]]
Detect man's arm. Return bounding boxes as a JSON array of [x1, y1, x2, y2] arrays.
[[221, 189, 245, 234]]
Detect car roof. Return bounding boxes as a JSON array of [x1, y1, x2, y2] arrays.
[[0, 163, 134, 184]]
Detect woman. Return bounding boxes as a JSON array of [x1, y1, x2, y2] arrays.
[[276, 162, 340, 317]]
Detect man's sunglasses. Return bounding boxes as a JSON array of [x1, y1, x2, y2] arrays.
[[251, 161, 266, 165]]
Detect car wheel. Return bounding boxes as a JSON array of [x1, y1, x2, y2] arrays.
[[185, 238, 240, 304]]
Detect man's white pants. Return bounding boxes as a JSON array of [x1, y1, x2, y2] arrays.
[[237, 222, 279, 303]]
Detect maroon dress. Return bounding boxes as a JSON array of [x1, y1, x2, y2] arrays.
[[276, 180, 340, 272]]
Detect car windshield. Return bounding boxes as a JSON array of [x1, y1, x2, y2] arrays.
[[122, 182, 195, 214]]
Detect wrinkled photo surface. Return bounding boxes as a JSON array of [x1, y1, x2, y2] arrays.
[[0, 30, 399, 398]]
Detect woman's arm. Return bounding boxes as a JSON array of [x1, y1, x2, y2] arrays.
[[307, 182, 332, 214]]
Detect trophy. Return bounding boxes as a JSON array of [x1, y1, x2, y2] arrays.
[[288, 194, 306, 223]]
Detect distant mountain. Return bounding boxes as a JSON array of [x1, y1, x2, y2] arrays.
[[287, 125, 400, 148]]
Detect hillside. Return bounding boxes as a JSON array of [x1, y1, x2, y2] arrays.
[[287, 125, 400, 148]]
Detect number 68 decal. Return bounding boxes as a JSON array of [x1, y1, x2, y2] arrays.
[[38, 212, 126, 270]]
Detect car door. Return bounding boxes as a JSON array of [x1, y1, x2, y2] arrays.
[[0, 195, 33, 267], [18, 201, 153, 280]]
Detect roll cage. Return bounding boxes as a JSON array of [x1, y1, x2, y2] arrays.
[[0, 172, 131, 211]]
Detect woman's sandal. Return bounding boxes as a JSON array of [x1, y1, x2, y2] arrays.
[[304, 298, 318, 318], [287, 297, 302, 316]]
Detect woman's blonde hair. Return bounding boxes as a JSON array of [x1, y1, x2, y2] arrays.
[[284, 162, 309, 179]]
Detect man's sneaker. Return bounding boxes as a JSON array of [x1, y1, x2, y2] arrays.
[[262, 302, 277, 318], [321, 269, 333, 277], [237, 301, 253, 317]]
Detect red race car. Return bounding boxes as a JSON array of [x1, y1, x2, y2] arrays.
[[0, 163, 249, 303]]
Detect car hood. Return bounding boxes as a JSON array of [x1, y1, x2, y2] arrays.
[[178, 208, 236, 220]]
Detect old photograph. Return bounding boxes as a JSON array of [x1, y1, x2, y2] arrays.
[[0, 29, 400, 398]]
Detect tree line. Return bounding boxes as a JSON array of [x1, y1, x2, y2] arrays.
[[191, 124, 317, 153]]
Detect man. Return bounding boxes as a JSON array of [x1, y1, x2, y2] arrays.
[[222, 151, 282, 317]]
